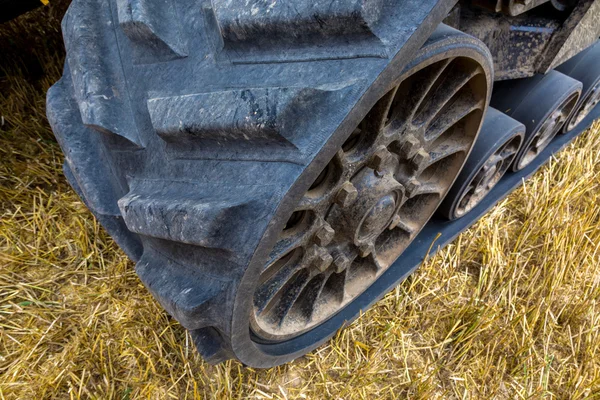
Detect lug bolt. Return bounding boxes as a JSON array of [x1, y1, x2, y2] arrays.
[[315, 250, 334, 273], [393, 134, 420, 158], [307, 245, 334, 272], [410, 149, 430, 171], [333, 254, 351, 273], [336, 182, 358, 208], [314, 224, 335, 247], [358, 243, 374, 258], [405, 178, 421, 196], [388, 214, 401, 230], [368, 147, 390, 173]]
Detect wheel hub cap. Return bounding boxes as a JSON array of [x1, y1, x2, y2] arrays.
[[330, 167, 404, 245]]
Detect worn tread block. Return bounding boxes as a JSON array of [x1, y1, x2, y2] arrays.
[[191, 327, 235, 365], [47, 73, 127, 217], [63, 161, 144, 261], [206, 0, 388, 62], [147, 84, 360, 162], [136, 246, 229, 331], [117, 0, 187, 63], [62, 0, 143, 147], [119, 179, 277, 251], [47, 71, 143, 260], [213, 0, 383, 41], [148, 88, 303, 146], [213, 0, 383, 42]]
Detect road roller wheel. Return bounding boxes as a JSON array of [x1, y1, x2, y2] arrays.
[[491, 71, 581, 171], [438, 108, 524, 221], [557, 41, 600, 133]]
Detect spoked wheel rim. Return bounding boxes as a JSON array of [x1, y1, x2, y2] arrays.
[[251, 51, 489, 342], [567, 80, 600, 131], [516, 92, 579, 170], [454, 136, 521, 218]]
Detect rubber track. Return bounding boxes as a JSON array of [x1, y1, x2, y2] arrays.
[[47, 0, 469, 366]]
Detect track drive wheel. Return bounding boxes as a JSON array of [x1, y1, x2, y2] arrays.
[[556, 41, 600, 133], [233, 26, 493, 366], [491, 71, 581, 171], [438, 108, 524, 220]]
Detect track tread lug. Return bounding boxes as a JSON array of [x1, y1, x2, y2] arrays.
[[62, 0, 143, 147], [147, 84, 360, 162], [119, 179, 278, 251], [136, 247, 230, 332], [190, 328, 234, 365], [207, 0, 388, 63], [117, 0, 187, 62]]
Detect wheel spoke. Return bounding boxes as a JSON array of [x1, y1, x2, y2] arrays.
[[296, 194, 333, 215], [500, 147, 518, 160], [364, 86, 400, 134], [323, 268, 349, 304], [533, 132, 550, 152], [413, 62, 482, 127], [255, 250, 306, 314], [297, 155, 347, 212], [394, 218, 417, 235], [426, 137, 472, 168], [267, 237, 305, 267], [487, 154, 503, 165], [427, 95, 484, 142], [369, 250, 388, 272], [266, 212, 317, 265], [293, 273, 330, 322], [457, 185, 476, 214], [470, 168, 488, 189], [413, 59, 454, 112], [411, 181, 445, 196], [388, 58, 454, 129], [272, 269, 312, 326]]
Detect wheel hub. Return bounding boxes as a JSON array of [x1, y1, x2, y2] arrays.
[[539, 109, 564, 146], [330, 167, 404, 246], [361, 194, 397, 237]]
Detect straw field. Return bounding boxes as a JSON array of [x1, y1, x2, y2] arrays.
[[1, 3, 600, 398]]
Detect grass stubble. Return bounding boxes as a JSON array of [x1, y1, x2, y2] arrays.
[[1, 3, 600, 399]]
